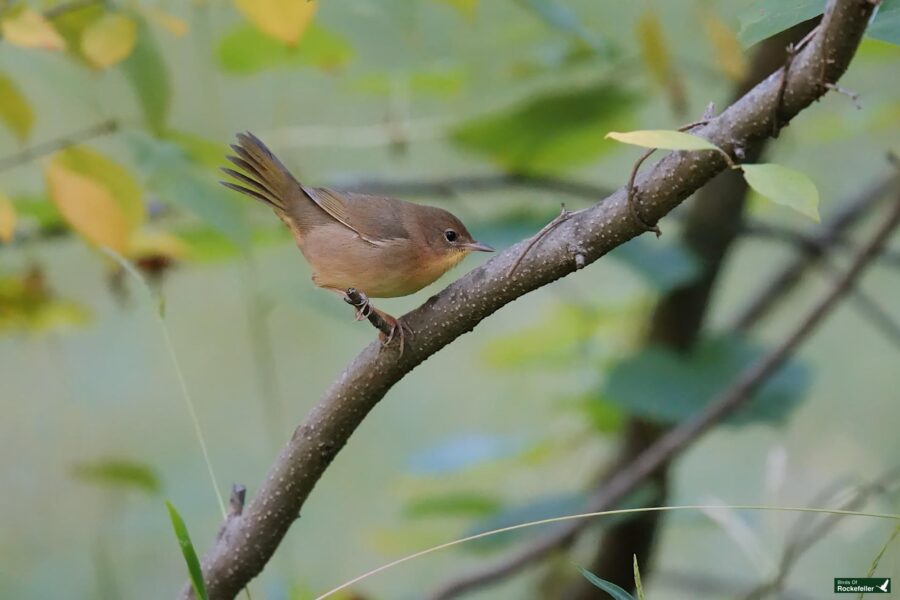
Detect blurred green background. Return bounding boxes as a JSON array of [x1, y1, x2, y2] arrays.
[[1, 1, 899, 599]]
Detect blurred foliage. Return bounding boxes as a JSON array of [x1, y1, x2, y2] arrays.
[[603, 334, 810, 426], [1, 0, 899, 596], [71, 458, 161, 494], [0, 266, 90, 333], [452, 83, 637, 173], [217, 23, 352, 75]]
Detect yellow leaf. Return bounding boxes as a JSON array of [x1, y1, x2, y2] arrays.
[[703, 14, 747, 82], [0, 192, 16, 243], [128, 230, 190, 260], [142, 7, 189, 37], [0, 72, 34, 142], [606, 129, 722, 152], [44, 147, 144, 252], [1, 8, 66, 51], [636, 10, 686, 116], [81, 13, 137, 69], [233, 0, 317, 46]]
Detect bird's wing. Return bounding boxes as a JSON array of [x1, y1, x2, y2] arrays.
[[300, 186, 409, 245]]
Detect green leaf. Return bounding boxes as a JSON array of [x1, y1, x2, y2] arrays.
[[217, 23, 352, 75], [868, 0, 900, 46], [578, 566, 636, 600], [128, 134, 250, 247], [0, 72, 34, 142], [741, 163, 820, 222], [603, 334, 810, 426], [738, 0, 826, 48], [404, 492, 501, 519], [609, 236, 701, 293], [50, 1, 105, 60], [165, 130, 229, 169], [580, 395, 625, 434], [633, 555, 645, 600], [165, 501, 208, 600], [606, 129, 721, 152], [452, 83, 637, 173], [71, 459, 161, 494], [121, 18, 171, 135]]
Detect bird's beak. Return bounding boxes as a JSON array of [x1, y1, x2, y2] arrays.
[[464, 241, 495, 252]]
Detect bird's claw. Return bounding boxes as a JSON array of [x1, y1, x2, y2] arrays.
[[378, 315, 411, 357]]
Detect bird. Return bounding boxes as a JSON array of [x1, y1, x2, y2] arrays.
[[220, 132, 494, 348]]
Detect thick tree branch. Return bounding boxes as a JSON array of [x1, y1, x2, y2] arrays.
[[184, 2, 879, 597], [428, 193, 900, 600]]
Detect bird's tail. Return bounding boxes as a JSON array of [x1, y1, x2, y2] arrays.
[[220, 132, 297, 211]]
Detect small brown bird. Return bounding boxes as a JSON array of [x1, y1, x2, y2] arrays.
[[220, 132, 493, 345]]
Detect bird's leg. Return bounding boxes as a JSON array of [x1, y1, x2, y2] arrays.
[[343, 288, 409, 354]]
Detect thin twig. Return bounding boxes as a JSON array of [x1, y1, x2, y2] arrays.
[[428, 195, 900, 599], [625, 118, 712, 236], [506, 204, 574, 277], [0, 119, 118, 173], [825, 82, 862, 109]]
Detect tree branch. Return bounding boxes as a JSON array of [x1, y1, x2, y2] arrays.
[[183, 2, 880, 597], [0, 119, 119, 173], [428, 192, 900, 600]]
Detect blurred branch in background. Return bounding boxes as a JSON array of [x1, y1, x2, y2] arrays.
[[428, 193, 900, 600], [654, 469, 900, 600], [740, 468, 900, 600], [182, 2, 882, 597], [732, 171, 900, 331]]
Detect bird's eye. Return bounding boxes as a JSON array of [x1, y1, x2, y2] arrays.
[[444, 229, 458, 243]]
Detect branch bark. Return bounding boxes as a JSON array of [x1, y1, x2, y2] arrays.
[[561, 20, 819, 599], [183, 2, 879, 597], [428, 192, 900, 600]]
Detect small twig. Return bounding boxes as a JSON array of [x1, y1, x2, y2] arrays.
[[0, 119, 119, 173], [825, 82, 862, 109], [625, 118, 712, 237], [229, 484, 247, 517], [772, 43, 798, 137], [507, 204, 573, 277]]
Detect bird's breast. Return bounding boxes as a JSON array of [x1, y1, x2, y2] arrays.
[[296, 223, 462, 298]]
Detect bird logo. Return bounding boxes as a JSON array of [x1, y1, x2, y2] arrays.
[[878, 578, 890, 592]]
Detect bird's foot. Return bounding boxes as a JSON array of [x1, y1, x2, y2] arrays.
[[374, 310, 412, 355], [343, 288, 410, 356]]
